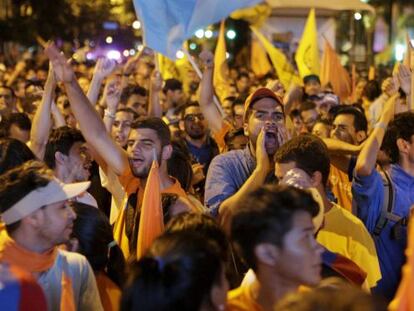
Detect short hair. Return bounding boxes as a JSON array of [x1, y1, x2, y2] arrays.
[[167, 141, 193, 192], [231, 185, 319, 271], [131, 117, 171, 147], [44, 126, 85, 169], [0, 113, 32, 135], [121, 231, 224, 311], [299, 100, 317, 114], [0, 138, 36, 175], [237, 72, 249, 80], [362, 80, 380, 102], [120, 85, 148, 104], [0, 160, 53, 233], [303, 74, 321, 85], [116, 107, 139, 120], [289, 108, 301, 119], [382, 112, 414, 164], [0, 85, 16, 98], [334, 106, 368, 133], [275, 134, 330, 186], [180, 102, 200, 120], [224, 128, 246, 146], [163, 79, 182, 93]]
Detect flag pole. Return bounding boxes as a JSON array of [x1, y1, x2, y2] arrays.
[[182, 48, 226, 117]]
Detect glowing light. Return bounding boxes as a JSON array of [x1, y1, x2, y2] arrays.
[[226, 52, 230, 59], [226, 30, 236, 40], [189, 43, 197, 50], [354, 12, 362, 21], [86, 52, 94, 60], [205, 30, 213, 39], [123, 50, 130, 57], [107, 50, 121, 60], [132, 20, 141, 30], [176, 50, 184, 59], [195, 29, 204, 39], [105, 36, 113, 44], [395, 44, 405, 62], [129, 49, 136, 56], [137, 44, 144, 51]]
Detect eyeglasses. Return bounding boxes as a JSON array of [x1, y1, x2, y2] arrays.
[[184, 114, 205, 122]]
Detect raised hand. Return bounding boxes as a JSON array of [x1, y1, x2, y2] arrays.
[[150, 70, 163, 92], [199, 50, 214, 69], [123, 47, 153, 75], [396, 63, 411, 96], [94, 57, 116, 80], [256, 127, 270, 173], [44, 42, 75, 83], [104, 77, 121, 112]]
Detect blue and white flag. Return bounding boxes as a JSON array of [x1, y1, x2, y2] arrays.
[[133, 0, 261, 59]]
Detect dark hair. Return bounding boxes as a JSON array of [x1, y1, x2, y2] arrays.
[[180, 102, 200, 120], [224, 128, 247, 146], [334, 106, 368, 133], [162, 79, 182, 93], [237, 72, 249, 80], [167, 141, 193, 192], [303, 74, 321, 85], [299, 100, 317, 114], [382, 112, 414, 164], [0, 160, 53, 233], [275, 134, 330, 186], [116, 107, 139, 120], [362, 80, 380, 102], [0, 85, 16, 98], [120, 86, 148, 104], [0, 138, 36, 175], [131, 117, 171, 147], [231, 185, 319, 271], [289, 108, 301, 119], [71, 202, 126, 287], [0, 113, 31, 136], [44, 126, 85, 169], [314, 118, 332, 127], [165, 213, 228, 261], [121, 231, 224, 311]]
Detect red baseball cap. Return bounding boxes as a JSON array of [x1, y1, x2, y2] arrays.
[[243, 87, 284, 121]]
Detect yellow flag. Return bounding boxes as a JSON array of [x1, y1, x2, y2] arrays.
[[368, 65, 375, 80], [251, 36, 272, 78], [157, 53, 178, 80], [320, 40, 351, 101], [251, 26, 301, 89], [214, 21, 230, 101], [295, 8, 320, 78], [403, 32, 414, 69]]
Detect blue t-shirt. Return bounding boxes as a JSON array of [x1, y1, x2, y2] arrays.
[[352, 164, 414, 299]]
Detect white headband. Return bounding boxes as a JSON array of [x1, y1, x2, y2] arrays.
[[1, 179, 90, 225]]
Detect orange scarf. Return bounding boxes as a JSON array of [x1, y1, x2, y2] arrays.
[[0, 230, 75, 311]]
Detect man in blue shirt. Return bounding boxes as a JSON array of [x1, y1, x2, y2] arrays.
[[205, 87, 287, 232], [353, 93, 414, 299]]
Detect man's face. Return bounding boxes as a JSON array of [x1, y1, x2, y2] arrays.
[[183, 106, 207, 140], [9, 123, 30, 143], [292, 116, 304, 135], [272, 210, 322, 286], [301, 109, 319, 133], [237, 76, 250, 94], [304, 80, 321, 96], [245, 98, 285, 156], [226, 134, 248, 151], [127, 128, 163, 178], [233, 104, 244, 129], [37, 200, 76, 247], [126, 94, 148, 117], [355, 80, 367, 101], [0, 87, 14, 115], [222, 100, 233, 117], [169, 89, 184, 107], [65, 142, 91, 182], [331, 114, 360, 145], [111, 111, 134, 147]]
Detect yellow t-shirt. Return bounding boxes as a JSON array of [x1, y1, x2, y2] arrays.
[[317, 203, 382, 289], [329, 165, 353, 213], [226, 283, 263, 311]]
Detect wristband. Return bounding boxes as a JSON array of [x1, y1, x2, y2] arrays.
[[374, 122, 387, 131], [104, 109, 116, 119]]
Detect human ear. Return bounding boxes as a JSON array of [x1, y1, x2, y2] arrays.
[[54, 151, 67, 166], [161, 144, 173, 161], [310, 171, 323, 187], [254, 243, 279, 266]]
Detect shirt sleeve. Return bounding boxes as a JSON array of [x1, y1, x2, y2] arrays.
[[204, 154, 238, 217], [352, 168, 384, 232], [78, 257, 104, 311]]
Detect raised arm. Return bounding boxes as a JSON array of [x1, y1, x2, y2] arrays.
[[198, 50, 224, 133], [29, 62, 56, 159], [87, 58, 116, 106], [44, 42, 128, 175], [355, 93, 399, 176], [148, 70, 163, 117], [102, 77, 122, 133]]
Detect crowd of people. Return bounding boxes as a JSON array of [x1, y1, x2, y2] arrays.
[[0, 35, 412, 311]]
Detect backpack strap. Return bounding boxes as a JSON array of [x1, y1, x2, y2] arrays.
[[373, 166, 396, 237]]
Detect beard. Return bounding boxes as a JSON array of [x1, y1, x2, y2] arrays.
[[129, 152, 163, 179]]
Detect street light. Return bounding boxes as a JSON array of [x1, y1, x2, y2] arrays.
[[226, 30, 236, 40], [354, 12, 362, 21], [205, 30, 213, 39], [105, 36, 113, 44], [195, 29, 204, 39], [132, 20, 141, 30]]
